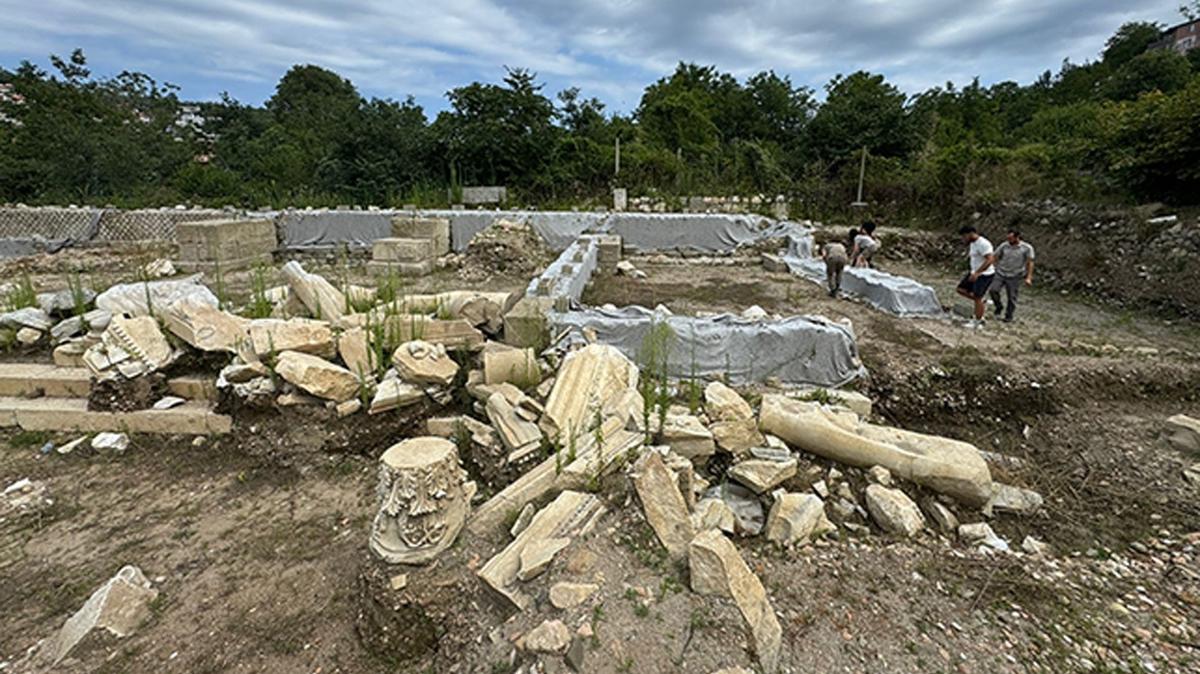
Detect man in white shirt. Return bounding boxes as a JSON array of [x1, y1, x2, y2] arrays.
[[955, 226, 995, 327]]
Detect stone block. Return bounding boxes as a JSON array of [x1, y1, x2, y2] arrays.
[[372, 237, 434, 263], [176, 218, 276, 272], [366, 260, 433, 277], [390, 217, 450, 255], [503, 296, 554, 348]]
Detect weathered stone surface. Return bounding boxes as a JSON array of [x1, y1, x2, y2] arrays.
[[864, 485, 925, 537], [959, 522, 1008, 551], [486, 392, 542, 459], [867, 465, 894, 486], [16, 326, 41, 345], [705, 381, 755, 422], [483, 347, 540, 388], [0, 307, 53, 332], [631, 452, 695, 559], [921, 497, 959, 534], [369, 437, 475, 565], [95, 274, 218, 318], [759, 395, 992, 506], [521, 619, 570, 654], [503, 296, 554, 348], [83, 315, 176, 380], [985, 483, 1044, 516], [281, 260, 346, 321], [688, 529, 782, 673], [373, 237, 434, 263], [703, 483, 765, 536], [765, 492, 833, 546], [549, 582, 599, 609], [337, 326, 374, 379], [729, 458, 797, 494], [247, 318, 336, 359], [661, 413, 716, 459], [176, 218, 275, 272], [478, 490, 603, 610], [162, 298, 248, 353], [710, 419, 765, 456], [220, 361, 270, 384], [273, 351, 360, 402], [390, 216, 451, 255], [369, 378, 424, 414], [517, 537, 571, 581], [37, 565, 158, 666], [692, 498, 737, 535], [37, 287, 96, 316], [792, 387, 873, 417], [1166, 414, 1200, 455], [392, 340, 459, 386], [543, 344, 639, 441]]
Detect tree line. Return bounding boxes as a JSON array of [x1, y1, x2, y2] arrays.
[[1, 18, 1199, 220]]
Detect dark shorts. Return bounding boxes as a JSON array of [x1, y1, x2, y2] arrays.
[[958, 273, 992, 299]]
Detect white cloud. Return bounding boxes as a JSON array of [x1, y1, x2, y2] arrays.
[[0, 0, 1185, 110]]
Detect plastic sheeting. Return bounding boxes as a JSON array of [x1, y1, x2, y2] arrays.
[[781, 231, 944, 318], [549, 305, 865, 388], [275, 209, 789, 254]]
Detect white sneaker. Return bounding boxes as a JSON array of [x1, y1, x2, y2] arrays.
[[965, 319, 984, 330]]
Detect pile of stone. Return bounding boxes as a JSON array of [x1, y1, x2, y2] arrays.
[[0, 284, 107, 353], [456, 219, 551, 283]]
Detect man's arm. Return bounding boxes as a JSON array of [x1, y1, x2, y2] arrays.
[[1025, 258, 1035, 285], [970, 253, 994, 280]]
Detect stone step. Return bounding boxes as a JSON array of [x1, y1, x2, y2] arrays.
[[0, 364, 215, 401], [0, 397, 231, 435]]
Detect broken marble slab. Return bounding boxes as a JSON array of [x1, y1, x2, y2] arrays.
[[246, 318, 335, 358], [273, 351, 360, 402], [729, 458, 797, 494], [631, 451, 695, 559], [393, 340, 459, 386], [542, 344, 640, 441], [478, 490, 604, 610], [37, 565, 158, 666], [486, 392, 543, 461], [162, 298, 249, 353], [1166, 414, 1200, 455], [765, 491, 833, 546], [689, 529, 781, 673], [369, 378, 424, 414], [83, 315, 176, 380], [759, 395, 992, 506], [281, 260, 346, 321]]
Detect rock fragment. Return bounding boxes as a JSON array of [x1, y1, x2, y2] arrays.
[[631, 452, 695, 559], [688, 529, 781, 673], [273, 351, 360, 402], [765, 492, 833, 546], [864, 484, 925, 537]]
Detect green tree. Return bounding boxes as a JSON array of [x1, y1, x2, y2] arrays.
[[1103, 50, 1193, 101], [808, 71, 914, 162]]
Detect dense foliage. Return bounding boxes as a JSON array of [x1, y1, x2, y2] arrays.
[[2, 18, 1199, 218]]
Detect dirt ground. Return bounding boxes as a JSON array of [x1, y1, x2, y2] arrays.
[[2, 244, 1198, 673]]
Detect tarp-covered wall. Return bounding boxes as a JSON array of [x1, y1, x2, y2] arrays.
[[549, 306, 866, 387], [781, 231, 944, 317]]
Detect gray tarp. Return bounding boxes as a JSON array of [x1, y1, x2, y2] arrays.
[[549, 305, 865, 387], [275, 209, 789, 254], [599, 213, 777, 254], [782, 232, 944, 317]]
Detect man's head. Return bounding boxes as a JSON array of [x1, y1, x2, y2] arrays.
[[1006, 228, 1021, 245], [958, 225, 979, 244], [862, 221, 877, 235], [848, 227, 859, 242]]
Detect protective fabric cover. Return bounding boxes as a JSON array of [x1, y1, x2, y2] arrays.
[[275, 208, 786, 254], [526, 236, 599, 303], [781, 232, 944, 317], [549, 305, 865, 387], [275, 210, 393, 249], [600, 213, 777, 254]]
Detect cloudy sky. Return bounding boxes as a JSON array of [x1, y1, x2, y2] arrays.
[[0, 0, 1187, 113]]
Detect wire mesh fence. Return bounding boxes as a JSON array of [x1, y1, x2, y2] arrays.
[[0, 207, 239, 245]]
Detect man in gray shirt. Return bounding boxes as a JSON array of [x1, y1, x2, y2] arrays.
[[989, 228, 1035, 322]]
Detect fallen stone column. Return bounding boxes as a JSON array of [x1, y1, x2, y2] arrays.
[[759, 394, 992, 506]]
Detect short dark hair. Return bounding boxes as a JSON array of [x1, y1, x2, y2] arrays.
[[958, 226, 977, 235], [1007, 228, 1021, 238], [848, 227, 859, 239], [862, 221, 877, 233]]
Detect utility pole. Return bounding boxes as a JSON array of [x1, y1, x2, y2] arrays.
[[614, 136, 621, 177], [851, 146, 868, 208]]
